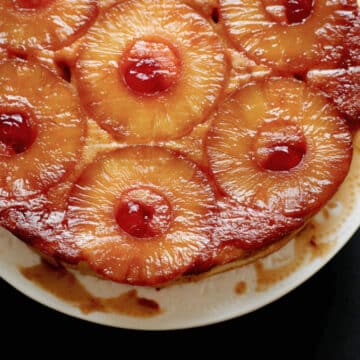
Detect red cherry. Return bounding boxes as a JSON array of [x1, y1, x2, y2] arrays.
[[12, 0, 53, 10], [116, 200, 156, 238], [259, 144, 305, 171], [0, 113, 36, 156], [115, 188, 172, 239], [121, 40, 180, 96], [255, 122, 306, 171], [285, 0, 313, 24]]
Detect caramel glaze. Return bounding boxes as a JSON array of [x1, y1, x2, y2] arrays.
[[235, 281, 247, 295], [0, 0, 358, 289], [20, 260, 161, 317], [255, 222, 319, 291], [254, 222, 336, 291]]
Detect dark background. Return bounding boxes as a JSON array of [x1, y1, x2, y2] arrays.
[[1, 228, 359, 358]]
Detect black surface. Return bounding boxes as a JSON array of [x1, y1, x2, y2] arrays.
[[1, 228, 360, 357]]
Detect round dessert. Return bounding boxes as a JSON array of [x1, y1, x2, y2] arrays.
[[0, 60, 85, 199], [75, 0, 227, 143], [0, 0, 358, 287], [67, 146, 216, 286], [0, 0, 98, 51], [219, 0, 356, 74]]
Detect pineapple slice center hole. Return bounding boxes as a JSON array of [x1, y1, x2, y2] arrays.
[[120, 39, 181, 97], [0, 104, 37, 156], [12, 0, 54, 10], [263, 0, 314, 25], [115, 187, 172, 239], [254, 122, 306, 172]]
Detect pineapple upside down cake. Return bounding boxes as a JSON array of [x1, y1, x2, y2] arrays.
[[0, 0, 359, 286]]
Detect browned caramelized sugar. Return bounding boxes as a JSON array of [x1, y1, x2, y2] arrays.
[[254, 222, 317, 291], [253, 222, 337, 291], [13, 0, 55, 10], [235, 281, 247, 295], [20, 261, 161, 317]]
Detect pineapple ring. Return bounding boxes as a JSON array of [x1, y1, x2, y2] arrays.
[[67, 146, 216, 286], [0, 0, 98, 51], [75, 0, 227, 143], [207, 77, 352, 218], [219, 0, 356, 74], [0, 60, 85, 199]]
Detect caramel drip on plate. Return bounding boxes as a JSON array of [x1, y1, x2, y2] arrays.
[[255, 222, 317, 291], [20, 261, 161, 317], [235, 281, 247, 295]]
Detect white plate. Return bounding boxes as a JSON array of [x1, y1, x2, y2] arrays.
[[1, 133, 360, 330]]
